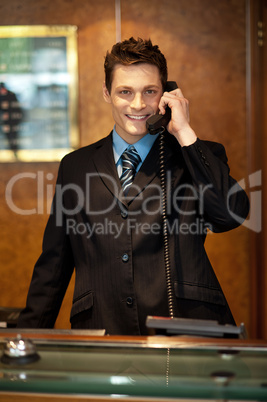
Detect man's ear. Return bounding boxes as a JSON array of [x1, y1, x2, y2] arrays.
[[102, 82, 111, 103]]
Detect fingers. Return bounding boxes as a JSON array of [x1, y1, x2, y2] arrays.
[[166, 87, 184, 98], [157, 87, 195, 144], [158, 88, 189, 116], [163, 88, 185, 100]]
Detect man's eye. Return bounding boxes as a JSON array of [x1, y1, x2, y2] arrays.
[[121, 90, 131, 95], [145, 90, 156, 95]]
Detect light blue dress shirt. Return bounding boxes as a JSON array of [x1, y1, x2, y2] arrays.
[[112, 127, 159, 178]]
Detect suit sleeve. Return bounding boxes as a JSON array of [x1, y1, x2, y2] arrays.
[[181, 138, 250, 233], [17, 159, 75, 328]]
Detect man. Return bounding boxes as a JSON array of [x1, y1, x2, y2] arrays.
[[0, 82, 22, 158], [17, 37, 249, 335]]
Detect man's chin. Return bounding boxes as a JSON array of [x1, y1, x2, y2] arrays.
[[116, 123, 148, 142], [130, 131, 148, 138], [128, 124, 148, 137]]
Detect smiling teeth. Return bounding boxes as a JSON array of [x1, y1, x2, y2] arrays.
[[128, 115, 147, 120]]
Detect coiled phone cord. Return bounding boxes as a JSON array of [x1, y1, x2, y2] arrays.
[[159, 131, 175, 319]]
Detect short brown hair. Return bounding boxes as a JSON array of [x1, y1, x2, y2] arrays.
[[104, 37, 168, 93]]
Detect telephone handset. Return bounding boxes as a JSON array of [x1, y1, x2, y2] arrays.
[[146, 81, 178, 135]]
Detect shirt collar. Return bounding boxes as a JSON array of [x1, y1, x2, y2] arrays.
[[112, 126, 158, 164]]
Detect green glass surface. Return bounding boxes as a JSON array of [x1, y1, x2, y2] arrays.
[[1, 339, 267, 400]]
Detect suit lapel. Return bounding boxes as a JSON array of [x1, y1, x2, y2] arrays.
[[126, 136, 161, 201], [126, 135, 183, 204], [92, 133, 125, 204]]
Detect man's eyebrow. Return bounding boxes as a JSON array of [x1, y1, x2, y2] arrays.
[[116, 85, 132, 89], [116, 84, 161, 90], [143, 85, 161, 89]]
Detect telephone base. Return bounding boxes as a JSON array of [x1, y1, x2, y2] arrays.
[[146, 316, 247, 339]]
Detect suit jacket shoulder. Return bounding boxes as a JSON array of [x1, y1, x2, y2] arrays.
[[62, 132, 113, 163], [164, 133, 228, 165]]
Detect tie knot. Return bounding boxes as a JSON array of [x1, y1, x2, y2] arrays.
[[121, 145, 140, 171]]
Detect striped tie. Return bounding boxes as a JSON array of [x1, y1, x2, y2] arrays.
[[120, 146, 141, 194]]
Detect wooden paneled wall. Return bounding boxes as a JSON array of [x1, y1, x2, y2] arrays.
[[0, 0, 254, 335], [247, 0, 267, 339]]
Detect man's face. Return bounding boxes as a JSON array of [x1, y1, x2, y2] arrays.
[[103, 63, 163, 144]]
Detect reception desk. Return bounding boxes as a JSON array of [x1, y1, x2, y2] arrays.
[[0, 329, 267, 401]]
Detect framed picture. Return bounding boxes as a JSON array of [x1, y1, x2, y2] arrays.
[[0, 25, 78, 162]]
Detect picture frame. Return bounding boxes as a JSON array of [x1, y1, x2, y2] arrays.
[[0, 25, 78, 162]]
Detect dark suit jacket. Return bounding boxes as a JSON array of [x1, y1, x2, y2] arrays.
[[17, 133, 249, 335]]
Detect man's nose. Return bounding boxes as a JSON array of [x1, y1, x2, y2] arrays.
[[130, 93, 145, 110]]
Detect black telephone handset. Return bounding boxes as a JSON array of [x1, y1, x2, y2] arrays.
[[146, 81, 178, 135]]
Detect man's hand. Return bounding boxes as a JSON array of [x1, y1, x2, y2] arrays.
[[158, 88, 197, 147]]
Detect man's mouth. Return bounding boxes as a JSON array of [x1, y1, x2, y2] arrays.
[[126, 114, 150, 121]]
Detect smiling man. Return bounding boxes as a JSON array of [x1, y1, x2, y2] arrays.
[[103, 63, 162, 143], [17, 37, 249, 335]]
